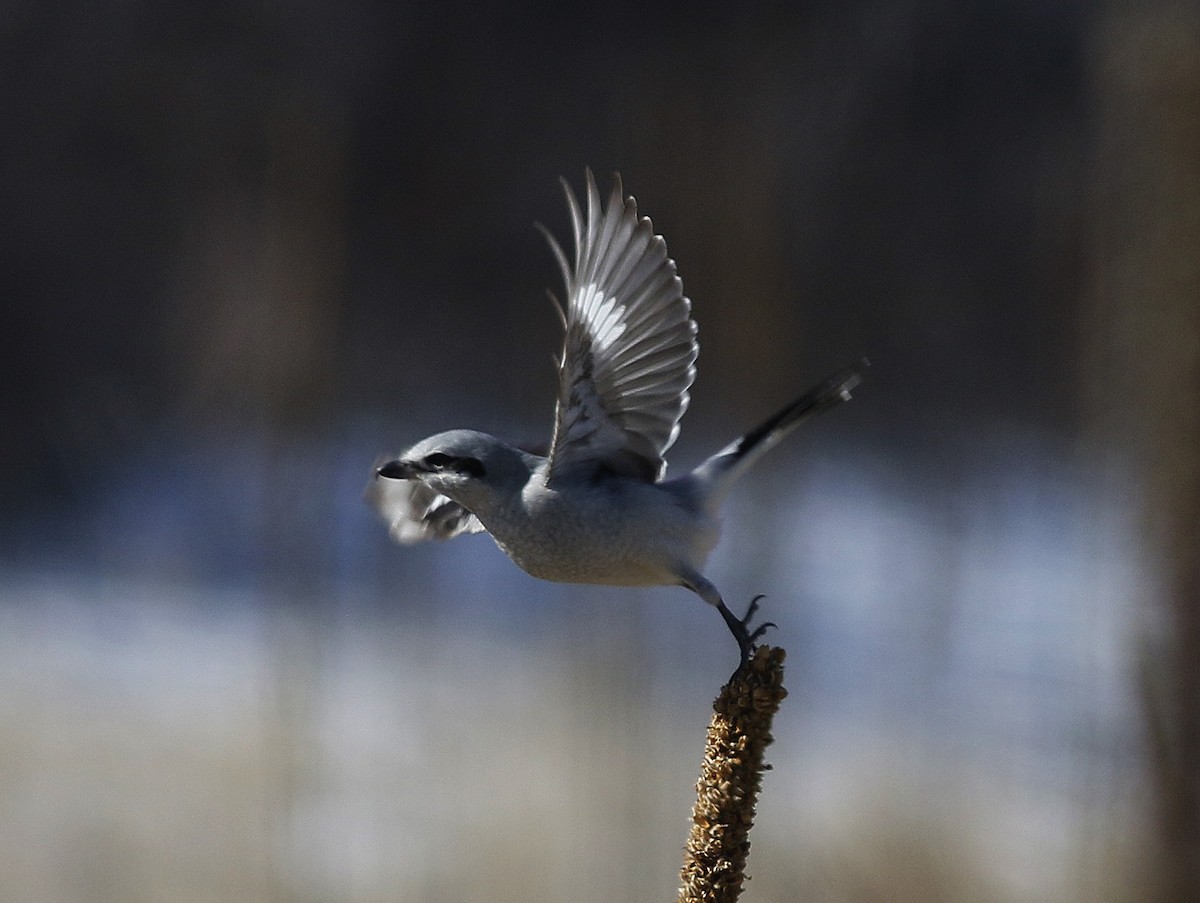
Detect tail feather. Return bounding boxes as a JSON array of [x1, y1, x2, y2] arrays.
[[689, 359, 867, 501]]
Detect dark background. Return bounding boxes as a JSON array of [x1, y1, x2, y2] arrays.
[[3, 2, 1085, 516]]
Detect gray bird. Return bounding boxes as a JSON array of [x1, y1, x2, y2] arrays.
[[368, 172, 865, 667]]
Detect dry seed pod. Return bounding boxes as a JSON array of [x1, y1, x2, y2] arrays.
[[677, 645, 788, 903]]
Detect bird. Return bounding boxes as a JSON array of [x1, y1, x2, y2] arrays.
[[368, 171, 865, 669]]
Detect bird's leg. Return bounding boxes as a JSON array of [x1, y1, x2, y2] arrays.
[[682, 571, 775, 669], [717, 595, 776, 668]]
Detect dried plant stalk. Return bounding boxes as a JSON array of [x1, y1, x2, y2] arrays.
[[677, 645, 788, 903]]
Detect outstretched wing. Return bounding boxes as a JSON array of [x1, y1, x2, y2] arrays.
[[541, 171, 698, 484], [365, 470, 485, 543]]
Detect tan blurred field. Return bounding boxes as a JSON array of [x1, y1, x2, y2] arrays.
[[0, 576, 1157, 903]]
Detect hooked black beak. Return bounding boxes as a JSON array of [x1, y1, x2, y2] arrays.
[[376, 459, 417, 480]]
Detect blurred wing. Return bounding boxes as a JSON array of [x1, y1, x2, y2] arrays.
[[365, 472, 485, 543], [541, 171, 698, 484]]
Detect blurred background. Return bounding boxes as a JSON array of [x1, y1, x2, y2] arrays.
[[2, 2, 1198, 901]]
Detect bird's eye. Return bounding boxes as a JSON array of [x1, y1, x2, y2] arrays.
[[422, 452, 485, 478]]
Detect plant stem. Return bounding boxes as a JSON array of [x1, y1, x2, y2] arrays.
[[677, 645, 788, 903]]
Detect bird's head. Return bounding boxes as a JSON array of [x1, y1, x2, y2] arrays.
[[374, 430, 533, 508]]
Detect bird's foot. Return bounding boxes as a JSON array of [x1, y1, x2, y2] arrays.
[[718, 594, 776, 672]]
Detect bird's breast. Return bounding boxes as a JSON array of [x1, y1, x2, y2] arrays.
[[482, 480, 710, 588]]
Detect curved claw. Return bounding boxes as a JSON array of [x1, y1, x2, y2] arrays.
[[717, 594, 776, 669], [742, 593, 766, 623], [747, 620, 777, 645]]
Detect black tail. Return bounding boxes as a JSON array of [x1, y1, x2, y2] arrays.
[[691, 358, 868, 498], [734, 359, 868, 461]]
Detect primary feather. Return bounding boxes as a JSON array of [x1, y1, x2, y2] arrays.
[[365, 466, 485, 543], [541, 170, 698, 484]]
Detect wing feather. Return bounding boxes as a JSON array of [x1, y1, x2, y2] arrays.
[[365, 470, 485, 543], [545, 171, 698, 483]]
